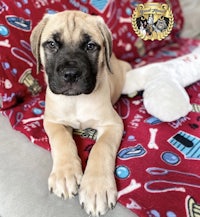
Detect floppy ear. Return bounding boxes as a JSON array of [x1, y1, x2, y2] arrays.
[[30, 15, 49, 73], [96, 16, 113, 72]]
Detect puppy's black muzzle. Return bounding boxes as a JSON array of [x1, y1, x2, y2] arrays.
[[47, 56, 97, 96]]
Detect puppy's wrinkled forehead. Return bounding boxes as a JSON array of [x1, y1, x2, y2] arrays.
[[41, 11, 102, 45]]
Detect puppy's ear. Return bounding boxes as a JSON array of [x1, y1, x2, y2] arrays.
[[97, 16, 113, 72], [30, 15, 50, 73]]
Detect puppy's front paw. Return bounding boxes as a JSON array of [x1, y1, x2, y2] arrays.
[[48, 157, 83, 199], [79, 174, 117, 216]]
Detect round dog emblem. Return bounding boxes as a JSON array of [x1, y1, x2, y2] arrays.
[[132, 2, 174, 41]]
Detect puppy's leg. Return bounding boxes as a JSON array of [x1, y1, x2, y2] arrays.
[[79, 112, 123, 216], [44, 121, 83, 199]]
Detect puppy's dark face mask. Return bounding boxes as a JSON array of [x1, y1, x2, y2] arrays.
[[43, 33, 100, 96]]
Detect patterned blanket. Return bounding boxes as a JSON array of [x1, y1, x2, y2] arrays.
[[1, 1, 200, 216]]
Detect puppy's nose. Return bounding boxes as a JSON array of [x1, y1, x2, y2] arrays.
[[67, 61, 77, 66], [63, 68, 81, 82]]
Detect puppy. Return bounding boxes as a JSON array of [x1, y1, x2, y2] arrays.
[[30, 10, 132, 216]]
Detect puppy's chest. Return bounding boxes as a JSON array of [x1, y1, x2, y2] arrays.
[[52, 99, 97, 129]]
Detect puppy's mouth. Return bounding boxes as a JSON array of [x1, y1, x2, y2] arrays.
[[50, 86, 94, 96], [51, 87, 82, 96]]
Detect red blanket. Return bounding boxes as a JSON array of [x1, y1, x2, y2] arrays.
[[1, 1, 200, 216]]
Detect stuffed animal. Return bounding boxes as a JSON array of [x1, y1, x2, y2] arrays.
[[122, 47, 200, 122]]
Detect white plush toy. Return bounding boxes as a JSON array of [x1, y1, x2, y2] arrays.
[[122, 47, 200, 122]]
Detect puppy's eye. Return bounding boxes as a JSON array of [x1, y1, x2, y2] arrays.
[[46, 41, 58, 51], [86, 41, 96, 51]]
